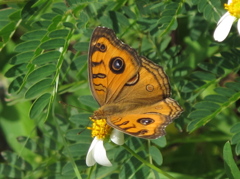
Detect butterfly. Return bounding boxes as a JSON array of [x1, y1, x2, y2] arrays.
[[88, 26, 183, 139]]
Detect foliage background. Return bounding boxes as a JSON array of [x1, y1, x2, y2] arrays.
[[0, 0, 240, 178]]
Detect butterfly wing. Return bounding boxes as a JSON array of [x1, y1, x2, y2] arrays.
[[107, 98, 182, 139], [113, 56, 171, 105], [88, 27, 141, 106], [89, 27, 183, 139]]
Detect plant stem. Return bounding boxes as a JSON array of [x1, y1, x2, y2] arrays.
[[122, 144, 175, 179]]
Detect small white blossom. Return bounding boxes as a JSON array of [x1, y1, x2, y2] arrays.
[[86, 137, 112, 167], [214, 0, 240, 42], [110, 128, 125, 145], [86, 118, 124, 167]]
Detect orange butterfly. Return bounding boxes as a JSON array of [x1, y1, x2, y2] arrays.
[[88, 27, 183, 139]]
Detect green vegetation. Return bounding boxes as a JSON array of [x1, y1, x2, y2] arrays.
[[0, 0, 240, 178]]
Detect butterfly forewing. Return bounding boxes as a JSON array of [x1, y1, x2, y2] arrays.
[[114, 57, 171, 105], [88, 27, 141, 106]]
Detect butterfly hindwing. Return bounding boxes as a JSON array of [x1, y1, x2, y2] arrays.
[[107, 98, 182, 139]]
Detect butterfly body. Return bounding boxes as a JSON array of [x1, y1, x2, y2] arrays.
[[88, 26, 183, 139]]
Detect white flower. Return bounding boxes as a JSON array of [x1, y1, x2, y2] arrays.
[[86, 137, 112, 166], [86, 118, 124, 167], [213, 0, 240, 42], [110, 128, 125, 145]]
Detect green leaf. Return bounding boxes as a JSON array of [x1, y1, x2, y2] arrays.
[[151, 136, 167, 148], [187, 119, 200, 132], [78, 11, 89, 23], [204, 95, 228, 103], [8, 75, 24, 94], [122, 6, 136, 19], [195, 0, 221, 21], [236, 143, 240, 155], [149, 146, 163, 165], [198, 63, 225, 75], [5, 64, 27, 77], [188, 109, 212, 120], [191, 71, 216, 81], [21, 30, 47, 41], [198, 1, 207, 12], [194, 101, 219, 111], [79, 95, 99, 109], [74, 42, 89, 51], [203, 4, 212, 20], [40, 131, 59, 150], [158, 16, 172, 24], [181, 81, 206, 93], [95, 163, 119, 178], [230, 123, 240, 133], [62, 160, 88, 176], [63, 22, 74, 28], [9, 10, 21, 21], [31, 21, 52, 29], [1, 151, 32, 171], [32, 51, 60, 65], [166, 2, 178, 9], [62, 143, 89, 157], [69, 113, 92, 126], [120, 157, 142, 178], [14, 40, 40, 52], [40, 39, 65, 50], [225, 82, 240, 92], [71, 55, 87, 71], [21, 0, 40, 20], [223, 142, 240, 179], [25, 79, 53, 99], [221, 58, 235, 69], [115, 11, 130, 26], [53, 2, 66, 11], [41, 12, 58, 20], [65, 129, 91, 142], [17, 136, 38, 153], [9, 51, 34, 65], [49, 29, 69, 38], [0, 164, 24, 178], [0, 21, 9, 31], [231, 132, 240, 145], [214, 87, 236, 97], [162, 9, 175, 16], [0, 8, 15, 19], [0, 22, 15, 39], [27, 65, 56, 84], [29, 93, 51, 119]]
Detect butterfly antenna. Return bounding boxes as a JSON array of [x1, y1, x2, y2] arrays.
[[59, 101, 92, 113], [77, 125, 90, 135], [77, 119, 92, 135], [59, 101, 93, 135]]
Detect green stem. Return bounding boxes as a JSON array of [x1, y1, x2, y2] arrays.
[[122, 144, 175, 179], [52, 115, 82, 179]]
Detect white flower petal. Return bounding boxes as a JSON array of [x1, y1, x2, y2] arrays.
[[228, 0, 232, 5], [237, 20, 240, 34], [92, 139, 112, 166], [213, 14, 236, 42], [110, 129, 124, 145], [86, 137, 99, 166], [217, 12, 231, 25]]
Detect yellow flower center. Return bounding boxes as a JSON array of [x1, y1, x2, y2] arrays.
[[87, 118, 112, 139], [225, 0, 240, 18]]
